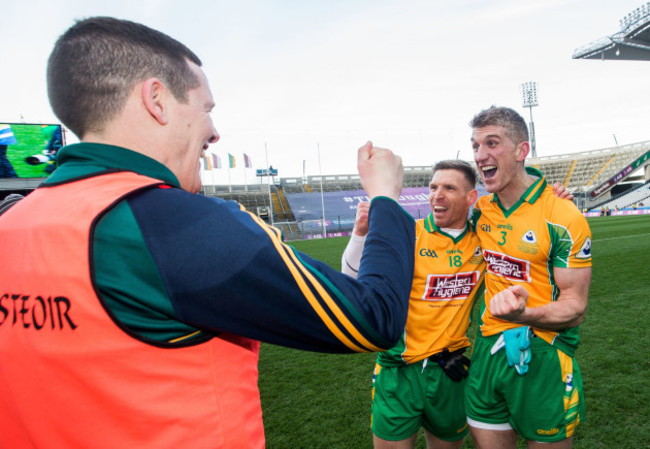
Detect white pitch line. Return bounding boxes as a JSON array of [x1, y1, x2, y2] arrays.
[[593, 232, 650, 242]]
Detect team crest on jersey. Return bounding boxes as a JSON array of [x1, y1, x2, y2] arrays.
[[518, 230, 539, 255], [469, 246, 483, 264], [576, 237, 592, 259], [483, 249, 531, 282], [522, 230, 537, 243], [422, 271, 480, 301]]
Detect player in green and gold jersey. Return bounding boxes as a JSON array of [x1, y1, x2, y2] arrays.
[[466, 106, 592, 449], [343, 160, 485, 449]]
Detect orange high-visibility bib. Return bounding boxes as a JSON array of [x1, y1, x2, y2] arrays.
[[0, 171, 264, 448]]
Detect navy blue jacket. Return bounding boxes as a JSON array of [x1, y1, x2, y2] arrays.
[[44, 143, 416, 353]]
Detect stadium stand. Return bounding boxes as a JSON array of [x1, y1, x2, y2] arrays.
[[588, 181, 650, 212], [570, 2, 650, 214], [202, 184, 275, 221], [573, 2, 650, 61], [526, 141, 650, 194]]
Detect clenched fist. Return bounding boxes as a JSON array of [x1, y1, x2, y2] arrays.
[[489, 285, 529, 323], [357, 141, 403, 201]]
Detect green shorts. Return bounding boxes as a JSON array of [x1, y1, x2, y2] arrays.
[[371, 360, 469, 442], [465, 333, 585, 443]]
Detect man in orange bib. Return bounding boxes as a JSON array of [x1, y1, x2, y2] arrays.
[[0, 17, 417, 448]]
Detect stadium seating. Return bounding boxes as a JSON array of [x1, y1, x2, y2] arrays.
[[527, 141, 649, 193]]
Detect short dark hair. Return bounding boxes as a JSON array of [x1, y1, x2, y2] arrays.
[[469, 106, 529, 146], [47, 17, 203, 138], [432, 159, 477, 189]]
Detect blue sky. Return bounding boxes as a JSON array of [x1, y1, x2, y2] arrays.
[[1, 0, 649, 183]]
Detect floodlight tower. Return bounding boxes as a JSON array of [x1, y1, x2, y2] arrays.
[[520, 81, 539, 158]]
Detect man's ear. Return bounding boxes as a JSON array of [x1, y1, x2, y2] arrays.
[[516, 141, 530, 162], [467, 189, 478, 206], [141, 78, 168, 125]]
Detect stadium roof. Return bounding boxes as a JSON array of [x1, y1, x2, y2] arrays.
[[573, 2, 650, 61]]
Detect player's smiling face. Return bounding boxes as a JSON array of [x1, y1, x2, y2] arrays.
[[471, 125, 526, 194], [428, 169, 477, 229]]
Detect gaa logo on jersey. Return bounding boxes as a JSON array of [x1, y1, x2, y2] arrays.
[[419, 248, 439, 258], [483, 250, 531, 282], [422, 271, 480, 301]]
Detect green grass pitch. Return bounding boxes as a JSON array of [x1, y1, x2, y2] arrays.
[[4, 124, 56, 178], [258, 214, 650, 448]]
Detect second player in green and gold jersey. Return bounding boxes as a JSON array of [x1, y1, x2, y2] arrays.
[[377, 215, 485, 366], [472, 167, 592, 356]]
